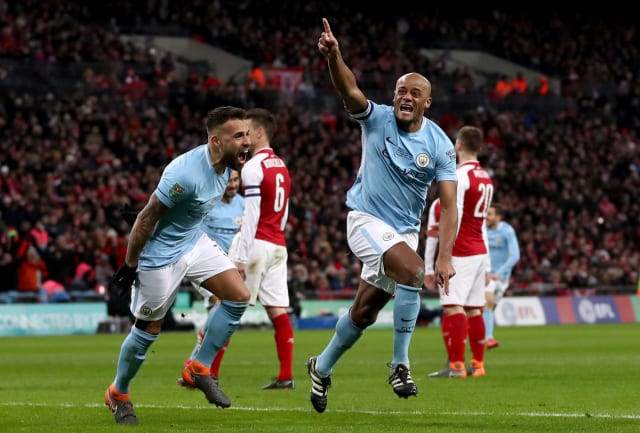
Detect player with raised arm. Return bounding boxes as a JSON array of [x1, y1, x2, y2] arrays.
[[426, 126, 493, 379], [229, 108, 295, 390], [483, 204, 520, 349], [104, 107, 251, 424], [306, 18, 458, 413]]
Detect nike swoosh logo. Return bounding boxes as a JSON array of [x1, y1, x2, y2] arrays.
[[400, 317, 417, 322]]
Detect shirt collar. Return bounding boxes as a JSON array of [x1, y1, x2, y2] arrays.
[[204, 144, 214, 170]]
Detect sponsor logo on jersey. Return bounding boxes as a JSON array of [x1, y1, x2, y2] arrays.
[[382, 232, 395, 241], [188, 198, 214, 219], [385, 137, 413, 161]]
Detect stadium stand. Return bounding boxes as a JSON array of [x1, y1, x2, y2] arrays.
[[0, 1, 638, 303]]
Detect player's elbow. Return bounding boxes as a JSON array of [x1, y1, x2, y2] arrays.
[[512, 251, 521, 264], [343, 89, 367, 113]]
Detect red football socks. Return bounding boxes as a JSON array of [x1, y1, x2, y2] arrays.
[[442, 312, 468, 364], [210, 339, 229, 378], [467, 314, 486, 363], [272, 313, 294, 381]]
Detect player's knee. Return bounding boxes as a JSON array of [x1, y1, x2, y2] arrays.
[[350, 305, 378, 328], [394, 265, 425, 288], [135, 318, 163, 334], [412, 268, 426, 288], [230, 287, 251, 303], [465, 307, 483, 317], [443, 305, 464, 316]]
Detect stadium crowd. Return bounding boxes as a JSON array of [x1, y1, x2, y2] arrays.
[[87, 1, 637, 95], [1, 1, 638, 301]]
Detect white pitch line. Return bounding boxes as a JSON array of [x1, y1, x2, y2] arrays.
[[0, 402, 638, 420]]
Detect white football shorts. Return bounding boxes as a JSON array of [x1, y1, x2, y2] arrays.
[[439, 254, 489, 307], [244, 239, 289, 307], [131, 234, 235, 321], [347, 210, 419, 295]]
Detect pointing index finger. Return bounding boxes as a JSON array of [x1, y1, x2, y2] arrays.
[[322, 18, 332, 35]]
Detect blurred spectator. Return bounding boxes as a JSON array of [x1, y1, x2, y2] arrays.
[[494, 76, 512, 98], [17, 245, 47, 292], [248, 63, 266, 89], [511, 73, 528, 94], [68, 262, 95, 292], [537, 75, 550, 96]]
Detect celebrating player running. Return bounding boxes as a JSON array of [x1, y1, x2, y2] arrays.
[[306, 18, 458, 413]]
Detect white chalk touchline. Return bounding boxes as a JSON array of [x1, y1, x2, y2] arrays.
[[0, 402, 638, 420]]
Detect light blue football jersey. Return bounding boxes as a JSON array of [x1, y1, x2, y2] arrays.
[[201, 194, 245, 254], [487, 221, 520, 280], [138, 144, 230, 270], [346, 100, 457, 233]]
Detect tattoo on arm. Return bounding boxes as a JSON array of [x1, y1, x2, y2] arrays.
[[125, 194, 168, 267]]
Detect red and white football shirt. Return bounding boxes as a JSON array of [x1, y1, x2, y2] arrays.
[[453, 161, 493, 257], [233, 148, 291, 263]]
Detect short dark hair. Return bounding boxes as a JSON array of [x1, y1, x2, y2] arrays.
[[457, 126, 483, 153], [205, 106, 246, 136], [490, 203, 503, 216], [246, 108, 276, 140]]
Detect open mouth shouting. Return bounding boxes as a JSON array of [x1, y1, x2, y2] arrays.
[[399, 103, 414, 114], [237, 149, 250, 164]]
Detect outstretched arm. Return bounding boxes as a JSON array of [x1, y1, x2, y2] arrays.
[[318, 18, 368, 113]]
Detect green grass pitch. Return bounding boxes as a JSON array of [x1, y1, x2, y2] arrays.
[[1, 324, 639, 432]]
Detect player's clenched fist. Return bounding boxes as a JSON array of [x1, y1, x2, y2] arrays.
[[109, 263, 137, 299], [318, 18, 339, 58]]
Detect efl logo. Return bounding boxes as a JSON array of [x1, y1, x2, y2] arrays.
[[577, 299, 615, 324], [496, 297, 545, 326]]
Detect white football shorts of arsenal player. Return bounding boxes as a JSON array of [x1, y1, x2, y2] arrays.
[[231, 148, 291, 307], [425, 161, 493, 307], [446, 161, 493, 307]]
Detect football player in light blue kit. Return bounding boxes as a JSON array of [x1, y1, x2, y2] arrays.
[[104, 107, 252, 424], [201, 169, 245, 254], [484, 204, 520, 349], [179, 169, 245, 384], [307, 19, 459, 413]]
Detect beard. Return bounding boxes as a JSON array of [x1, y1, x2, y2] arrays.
[[222, 147, 248, 171]]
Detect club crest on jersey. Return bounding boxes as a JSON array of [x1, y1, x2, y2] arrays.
[[382, 232, 394, 241], [416, 153, 430, 168], [140, 305, 153, 317], [169, 183, 185, 200]]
